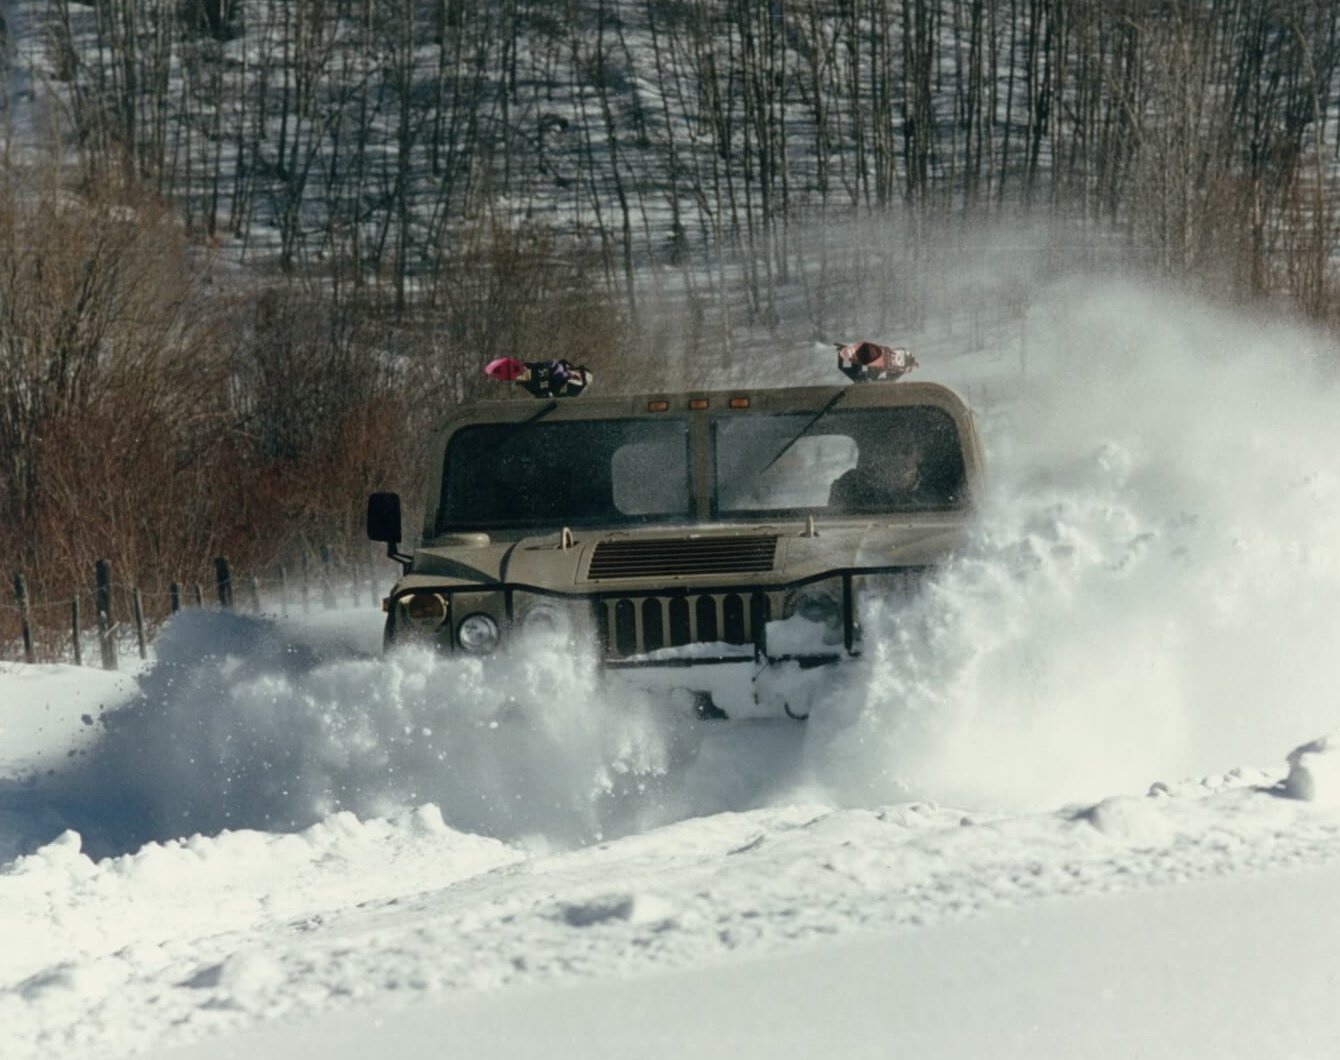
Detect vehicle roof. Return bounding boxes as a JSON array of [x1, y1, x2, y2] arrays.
[[434, 380, 976, 435]]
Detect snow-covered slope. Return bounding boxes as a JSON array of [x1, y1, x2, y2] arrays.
[[6, 750, 1340, 1060], [4, 278, 1340, 1058], [168, 858, 1340, 1060]]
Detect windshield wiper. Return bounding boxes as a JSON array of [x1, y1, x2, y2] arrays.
[[497, 399, 560, 444], [522, 399, 560, 426], [761, 388, 847, 472]]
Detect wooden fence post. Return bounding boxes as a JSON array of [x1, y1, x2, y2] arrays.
[[249, 575, 262, 613], [132, 588, 148, 660], [170, 582, 182, 613], [71, 597, 82, 666], [12, 572, 35, 664], [95, 559, 118, 671], [214, 557, 233, 609], [320, 546, 336, 610], [193, 583, 204, 608]]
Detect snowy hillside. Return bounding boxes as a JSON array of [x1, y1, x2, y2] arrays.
[[5, 278, 1340, 1058]]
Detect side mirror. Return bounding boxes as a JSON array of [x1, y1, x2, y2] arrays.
[[367, 491, 403, 544]]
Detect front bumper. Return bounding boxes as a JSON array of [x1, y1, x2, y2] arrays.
[[386, 565, 928, 715]]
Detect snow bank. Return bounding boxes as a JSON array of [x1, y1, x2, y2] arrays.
[[8, 752, 1339, 1060], [1, 803, 519, 988]]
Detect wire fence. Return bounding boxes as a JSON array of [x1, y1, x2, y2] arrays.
[[2, 548, 392, 669]]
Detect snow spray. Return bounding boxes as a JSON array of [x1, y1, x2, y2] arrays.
[[804, 276, 1340, 811]]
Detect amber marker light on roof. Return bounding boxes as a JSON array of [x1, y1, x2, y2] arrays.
[[647, 400, 670, 412], [729, 397, 751, 409], [688, 398, 710, 410]]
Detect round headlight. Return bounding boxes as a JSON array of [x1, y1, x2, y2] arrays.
[[457, 613, 501, 654], [400, 592, 448, 626]]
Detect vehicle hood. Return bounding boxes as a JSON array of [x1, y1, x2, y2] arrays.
[[397, 519, 971, 594]]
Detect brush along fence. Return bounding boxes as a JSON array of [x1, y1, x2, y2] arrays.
[[2, 549, 390, 669]]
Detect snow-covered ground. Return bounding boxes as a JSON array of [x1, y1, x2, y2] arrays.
[[5, 278, 1340, 1058]]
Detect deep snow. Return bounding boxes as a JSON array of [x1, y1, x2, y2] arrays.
[[5, 277, 1340, 1058]]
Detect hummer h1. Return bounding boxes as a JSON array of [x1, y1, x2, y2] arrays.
[[367, 375, 983, 720]]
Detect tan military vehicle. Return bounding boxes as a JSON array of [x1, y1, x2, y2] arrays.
[[367, 376, 984, 719]]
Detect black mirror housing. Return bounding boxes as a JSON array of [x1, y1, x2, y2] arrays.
[[367, 491, 403, 544]]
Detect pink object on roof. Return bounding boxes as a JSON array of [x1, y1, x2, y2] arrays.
[[485, 357, 528, 382]]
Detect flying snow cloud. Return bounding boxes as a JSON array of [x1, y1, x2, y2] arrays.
[[44, 610, 692, 856], [805, 276, 1340, 810]]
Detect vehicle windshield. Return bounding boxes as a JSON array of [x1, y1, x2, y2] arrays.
[[438, 417, 693, 532], [713, 406, 967, 516]]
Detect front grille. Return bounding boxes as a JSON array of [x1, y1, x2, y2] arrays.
[[597, 590, 786, 658], [588, 535, 779, 581]]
